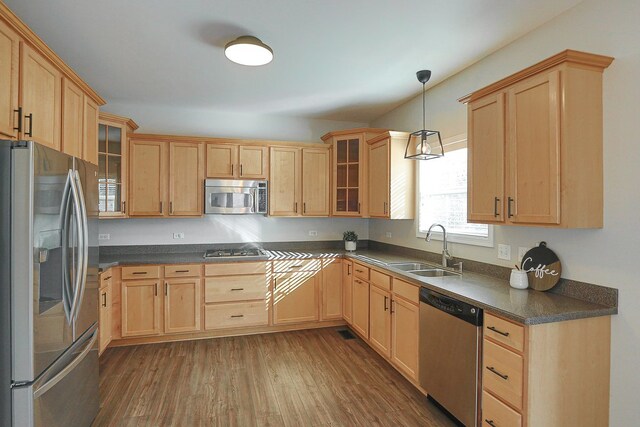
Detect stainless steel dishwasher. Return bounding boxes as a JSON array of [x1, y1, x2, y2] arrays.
[[419, 288, 482, 427]]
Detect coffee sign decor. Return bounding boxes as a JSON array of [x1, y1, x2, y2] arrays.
[[520, 241, 562, 291]]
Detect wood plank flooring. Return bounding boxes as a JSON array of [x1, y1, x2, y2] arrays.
[[93, 327, 455, 427]]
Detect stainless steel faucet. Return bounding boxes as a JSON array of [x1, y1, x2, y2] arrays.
[[426, 223, 453, 268]]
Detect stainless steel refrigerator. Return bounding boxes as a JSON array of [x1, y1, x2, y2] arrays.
[[0, 140, 99, 426]]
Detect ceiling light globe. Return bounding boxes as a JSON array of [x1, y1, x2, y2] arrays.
[[224, 36, 273, 66]]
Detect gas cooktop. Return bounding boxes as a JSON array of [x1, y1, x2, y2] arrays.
[[203, 248, 268, 259]]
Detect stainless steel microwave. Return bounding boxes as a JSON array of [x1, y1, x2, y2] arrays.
[[204, 179, 268, 214]]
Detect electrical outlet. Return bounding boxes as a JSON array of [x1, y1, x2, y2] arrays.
[[98, 234, 110, 240], [173, 232, 185, 239], [385, 232, 392, 238], [518, 247, 529, 263], [498, 244, 511, 260], [308, 230, 318, 237]]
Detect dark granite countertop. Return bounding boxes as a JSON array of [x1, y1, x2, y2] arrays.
[[99, 247, 617, 325]]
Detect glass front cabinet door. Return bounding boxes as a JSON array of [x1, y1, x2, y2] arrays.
[[97, 112, 138, 218]]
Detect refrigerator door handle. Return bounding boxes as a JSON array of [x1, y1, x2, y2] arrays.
[[72, 170, 89, 322], [59, 170, 74, 323], [32, 329, 97, 399], [68, 171, 85, 323]]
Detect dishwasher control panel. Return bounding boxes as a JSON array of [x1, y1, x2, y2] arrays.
[[420, 288, 482, 326]]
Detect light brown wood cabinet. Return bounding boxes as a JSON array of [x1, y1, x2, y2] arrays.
[[351, 277, 369, 338], [121, 279, 162, 337], [321, 259, 342, 320], [481, 311, 611, 426], [206, 143, 268, 179], [20, 43, 62, 150], [0, 18, 19, 139], [83, 96, 99, 165], [269, 145, 330, 217], [369, 283, 391, 358], [390, 279, 419, 381], [273, 271, 319, 324], [61, 78, 84, 158], [164, 277, 201, 334], [98, 270, 113, 355], [98, 113, 137, 218], [129, 138, 204, 217], [367, 131, 415, 219], [463, 50, 614, 228], [342, 260, 353, 324]]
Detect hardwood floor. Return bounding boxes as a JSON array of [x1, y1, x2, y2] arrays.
[[93, 327, 455, 427]]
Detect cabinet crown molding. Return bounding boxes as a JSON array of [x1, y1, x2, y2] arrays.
[[458, 49, 614, 104], [99, 112, 139, 131], [366, 131, 410, 145], [321, 128, 388, 142]]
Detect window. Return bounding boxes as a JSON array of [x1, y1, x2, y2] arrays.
[[417, 139, 492, 247]]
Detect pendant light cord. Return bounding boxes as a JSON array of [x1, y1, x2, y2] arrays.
[[422, 82, 426, 131]]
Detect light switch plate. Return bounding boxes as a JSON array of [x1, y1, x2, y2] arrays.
[[308, 230, 318, 237], [98, 234, 110, 240], [173, 232, 185, 239], [385, 232, 392, 238], [498, 244, 511, 260]]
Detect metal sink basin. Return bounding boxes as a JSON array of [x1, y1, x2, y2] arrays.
[[388, 262, 433, 271], [409, 269, 460, 277]]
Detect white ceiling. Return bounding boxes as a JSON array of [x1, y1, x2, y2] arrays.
[[7, 0, 582, 123]]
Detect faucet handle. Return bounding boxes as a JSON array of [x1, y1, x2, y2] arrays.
[[453, 260, 463, 273]]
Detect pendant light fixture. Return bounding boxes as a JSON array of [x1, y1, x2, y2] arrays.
[[404, 70, 444, 160], [224, 36, 273, 66]]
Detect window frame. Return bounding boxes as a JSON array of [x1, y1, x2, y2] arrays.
[[414, 134, 494, 248]]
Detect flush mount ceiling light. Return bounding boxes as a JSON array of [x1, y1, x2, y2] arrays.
[[405, 70, 444, 160], [224, 36, 273, 66]]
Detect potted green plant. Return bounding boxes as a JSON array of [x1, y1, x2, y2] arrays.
[[343, 231, 358, 252]]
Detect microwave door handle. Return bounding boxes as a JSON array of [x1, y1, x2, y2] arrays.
[[251, 188, 258, 213], [59, 170, 74, 323], [72, 170, 89, 322]]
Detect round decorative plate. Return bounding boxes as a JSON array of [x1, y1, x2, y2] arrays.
[[520, 241, 562, 291]]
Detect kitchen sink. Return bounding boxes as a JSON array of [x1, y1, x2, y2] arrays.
[[409, 269, 460, 277], [388, 262, 434, 271]]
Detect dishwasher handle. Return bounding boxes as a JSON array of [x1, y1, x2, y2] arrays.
[[420, 288, 483, 326]]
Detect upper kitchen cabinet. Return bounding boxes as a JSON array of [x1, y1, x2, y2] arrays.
[[367, 131, 415, 219], [322, 128, 387, 217], [0, 18, 19, 139], [461, 50, 614, 228], [98, 113, 138, 218], [129, 135, 204, 218], [269, 144, 330, 217], [206, 142, 268, 179], [0, 3, 105, 150]]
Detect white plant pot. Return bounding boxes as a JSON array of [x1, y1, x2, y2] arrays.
[[345, 241, 357, 252]]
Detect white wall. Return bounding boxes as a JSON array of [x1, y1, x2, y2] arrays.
[[99, 216, 368, 246], [371, 0, 639, 424], [105, 101, 368, 142]]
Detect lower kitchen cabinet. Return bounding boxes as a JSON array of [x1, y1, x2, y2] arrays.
[[321, 259, 342, 320], [204, 301, 268, 330], [273, 271, 319, 324], [164, 278, 201, 334], [98, 271, 113, 355], [121, 279, 162, 337], [369, 284, 392, 358], [391, 293, 419, 381], [352, 277, 369, 338], [342, 260, 353, 324]]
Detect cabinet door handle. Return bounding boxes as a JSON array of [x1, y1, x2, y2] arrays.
[[160, 201, 164, 213], [122, 201, 126, 214], [355, 269, 363, 273], [132, 271, 147, 275], [24, 113, 33, 137], [348, 264, 352, 275], [390, 299, 395, 314], [384, 296, 388, 311], [101, 292, 107, 307], [487, 326, 510, 337], [507, 197, 514, 218], [494, 197, 500, 217], [102, 276, 112, 281], [165, 282, 168, 296], [231, 164, 234, 175], [155, 283, 158, 296], [230, 288, 244, 291], [170, 201, 174, 214], [358, 202, 361, 214], [294, 202, 298, 213], [486, 366, 509, 380], [485, 420, 497, 427], [13, 107, 22, 132], [383, 202, 387, 215], [303, 202, 306, 214], [230, 314, 244, 318], [240, 164, 243, 176], [175, 270, 189, 273], [273, 278, 277, 290]]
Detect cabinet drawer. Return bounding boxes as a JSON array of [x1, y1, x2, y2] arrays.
[[484, 312, 525, 352], [121, 265, 160, 280], [100, 270, 113, 288], [392, 278, 419, 304], [205, 262, 267, 277], [205, 275, 267, 303], [204, 301, 269, 330], [165, 264, 201, 278], [483, 339, 524, 410], [482, 390, 522, 427], [353, 263, 370, 280], [272, 258, 321, 273], [370, 269, 391, 291]]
